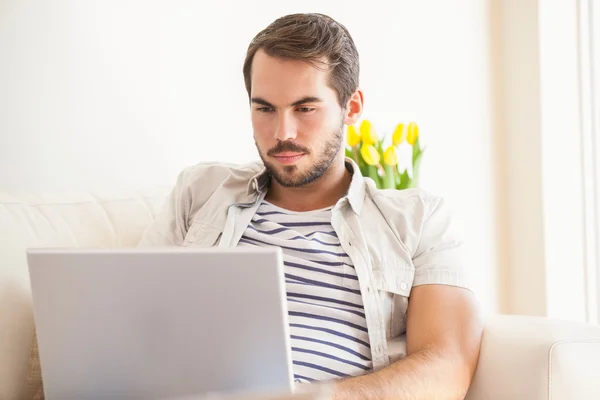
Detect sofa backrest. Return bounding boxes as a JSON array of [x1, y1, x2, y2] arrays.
[[0, 187, 169, 400]]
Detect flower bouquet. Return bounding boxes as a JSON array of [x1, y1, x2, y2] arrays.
[[345, 120, 424, 190]]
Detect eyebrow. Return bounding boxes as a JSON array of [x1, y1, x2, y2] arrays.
[[251, 96, 323, 108]]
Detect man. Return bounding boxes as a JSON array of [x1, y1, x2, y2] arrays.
[[140, 13, 483, 399]]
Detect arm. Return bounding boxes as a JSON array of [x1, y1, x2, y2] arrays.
[[332, 284, 483, 400]]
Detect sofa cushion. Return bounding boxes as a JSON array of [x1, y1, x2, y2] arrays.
[[0, 188, 169, 400]]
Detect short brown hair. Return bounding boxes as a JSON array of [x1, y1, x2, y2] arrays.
[[243, 13, 360, 107]]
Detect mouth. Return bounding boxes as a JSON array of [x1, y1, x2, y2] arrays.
[[272, 152, 305, 165]]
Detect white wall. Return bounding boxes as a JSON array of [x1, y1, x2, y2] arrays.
[[491, 0, 597, 323], [0, 1, 500, 311]]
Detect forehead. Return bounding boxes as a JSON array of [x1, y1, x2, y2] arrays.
[[250, 50, 336, 103]]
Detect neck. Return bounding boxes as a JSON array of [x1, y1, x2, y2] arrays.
[[265, 157, 352, 212]]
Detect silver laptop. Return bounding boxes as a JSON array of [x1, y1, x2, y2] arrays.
[[27, 247, 294, 400]]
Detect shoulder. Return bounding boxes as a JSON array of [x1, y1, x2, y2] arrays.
[[176, 160, 265, 193], [177, 160, 265, 188], [172, 160, 265, 210], [367, 182, 445, 220], [365, 182, 462, 249]]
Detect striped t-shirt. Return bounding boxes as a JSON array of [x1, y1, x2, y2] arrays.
[[237, 201, 373, 383]]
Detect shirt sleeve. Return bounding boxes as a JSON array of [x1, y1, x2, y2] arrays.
[[411, 195, 471, 290], [137, 168, 191, 247]]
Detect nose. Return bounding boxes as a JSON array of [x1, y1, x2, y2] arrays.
[[274, 112, 297, 141]]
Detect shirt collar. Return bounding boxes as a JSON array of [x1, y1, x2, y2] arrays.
[[246, 165, 270, 196], [246, 157, 366, 215], [344, 157, 366, 215]]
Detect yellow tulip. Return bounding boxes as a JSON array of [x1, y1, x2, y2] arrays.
[[383, 146, 398, 166], [360, 120, 378, 145], [346, 125, 361, 147], [406, 122, 419, 145], [360, 144, 380, 166], [392, 123, 404, 146]]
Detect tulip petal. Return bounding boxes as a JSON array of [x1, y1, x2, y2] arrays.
[[360, 144, 380, 166], [346, 125, 361, 147], [360, 120, 378, 145], [392, 123, 405, 146], [406, 122, 419, 145], [383, 146, 398, 166]]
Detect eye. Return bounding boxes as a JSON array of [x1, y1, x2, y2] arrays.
[[256, 107, 274, 113], [296, 107, 315, 113]]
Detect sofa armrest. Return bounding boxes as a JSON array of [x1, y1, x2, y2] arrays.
[[465, 314, 600, 400]]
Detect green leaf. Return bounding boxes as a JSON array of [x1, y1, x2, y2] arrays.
[[360, 165, 368, 178], [397, 170, 411, 190], [395, 167, 402, 187], [412, 137, 421, 165], [376, 138, 385, 153]]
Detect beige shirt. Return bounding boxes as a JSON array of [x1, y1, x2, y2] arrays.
[[139, 158, 470, 370]]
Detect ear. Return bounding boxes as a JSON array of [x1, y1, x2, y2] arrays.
[[343, 89, 364, 125]]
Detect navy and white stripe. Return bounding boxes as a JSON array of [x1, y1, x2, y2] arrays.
[[238, 201, 372, 383]]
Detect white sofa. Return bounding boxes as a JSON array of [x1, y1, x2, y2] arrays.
[[1, 189, 600, 400]]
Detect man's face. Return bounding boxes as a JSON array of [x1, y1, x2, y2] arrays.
[[250, 50, 345, 188]]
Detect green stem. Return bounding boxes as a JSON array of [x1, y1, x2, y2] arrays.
[[383, 164, 396, 189], [367, 165, 380, 188], [352, 146, 360, 165]]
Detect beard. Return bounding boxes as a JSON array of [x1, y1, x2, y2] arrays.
[[256, 124, 344, 188]]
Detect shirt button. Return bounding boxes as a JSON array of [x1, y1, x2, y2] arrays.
[[366, 286, 372, 294], [400, 282, 408, 291]]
